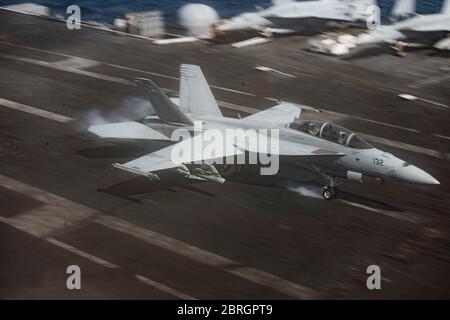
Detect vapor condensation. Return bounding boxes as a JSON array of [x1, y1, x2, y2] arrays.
[[284, 181, 323, 199], [77, 96, 155, 130]]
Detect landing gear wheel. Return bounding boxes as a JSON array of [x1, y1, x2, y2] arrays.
[[322, 186, 338, 200], [323, 188, 333, 200]]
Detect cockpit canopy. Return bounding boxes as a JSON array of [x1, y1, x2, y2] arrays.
[[289, 120, 373, 149]]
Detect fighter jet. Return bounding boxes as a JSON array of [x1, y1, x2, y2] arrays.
[[356, 0, 450, 52], [88, 64, 439, 200], [215, 0, 377, 35]]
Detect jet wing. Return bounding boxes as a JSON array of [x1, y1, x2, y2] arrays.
[[113, 133, 243, 181], [88, 121, 170, 140], [242, 102, 301, 126], [111, 125, 344, 181]]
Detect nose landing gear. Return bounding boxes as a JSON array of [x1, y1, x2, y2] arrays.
[[322, 186, 338, 200], [391, 41, 407, 57], [309, 166, 342, 200]]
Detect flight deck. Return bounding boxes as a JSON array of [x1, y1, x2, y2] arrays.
[[0, 9, 449, 299]]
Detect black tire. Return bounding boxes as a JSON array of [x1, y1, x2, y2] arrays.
[[323, 188, 333, 200]]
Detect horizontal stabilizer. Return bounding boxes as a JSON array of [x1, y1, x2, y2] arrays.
[[88, 122, 170, 140], [135, 78, 193, 125]]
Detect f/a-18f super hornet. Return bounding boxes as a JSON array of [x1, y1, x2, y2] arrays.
[[356, 0, 450, 53], [88, 65, 439, 200], [215, 0, 376, 35]]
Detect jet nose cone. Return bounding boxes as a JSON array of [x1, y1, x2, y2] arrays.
[[399, 165, 440, 185]]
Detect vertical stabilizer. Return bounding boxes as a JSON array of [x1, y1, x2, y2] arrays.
[[179, 64, 223, 117], [443, 0, 450, 15], [391, 0, 416, 17], [135, 78, 193, 125]]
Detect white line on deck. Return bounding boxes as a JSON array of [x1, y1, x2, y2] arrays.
[[0, 98, 73, 123], [3, 54, 132, 86], [46, 238, 120, 269], [56, 57, 100, 70], [338, 200, 422, 224], [408, 73, 450, 89], [135, 274, 197, 300]]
